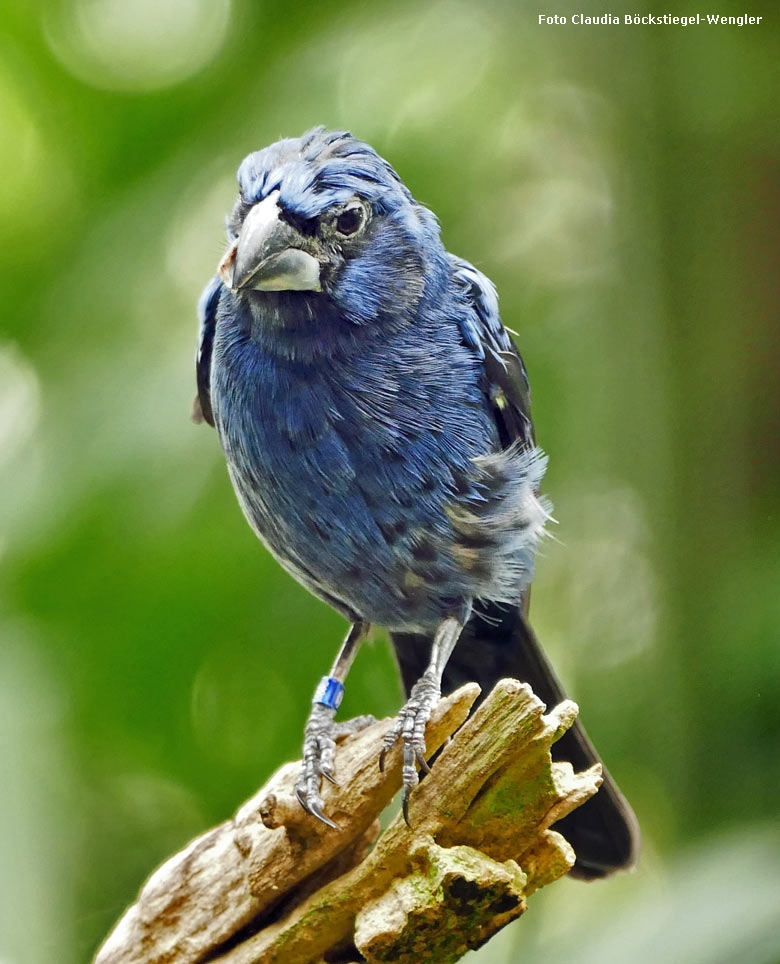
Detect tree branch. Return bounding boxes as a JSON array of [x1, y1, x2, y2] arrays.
[[94, 680, 601, 964]]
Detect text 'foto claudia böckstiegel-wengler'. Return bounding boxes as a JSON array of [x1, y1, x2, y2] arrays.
[[537, 13, 763, 26]]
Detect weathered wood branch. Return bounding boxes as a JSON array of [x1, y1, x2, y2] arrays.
[[95, 680, 601, 964]]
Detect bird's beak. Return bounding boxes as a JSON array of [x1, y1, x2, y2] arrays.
[[218, 190, 322, 293]]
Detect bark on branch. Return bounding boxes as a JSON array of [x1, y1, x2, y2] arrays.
[[95, 680, 601, 964]]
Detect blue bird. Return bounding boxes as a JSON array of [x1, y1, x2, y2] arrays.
[[194, 127, 639, 878]]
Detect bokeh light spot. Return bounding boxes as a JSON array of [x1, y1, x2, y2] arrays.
[[537, 481, 659, 671], [44, 0, 231, 92], [0, 344, 41, 473], [0, 68, 76, 245], [165, 165, 236, 301], [324, 2, 496, 140]]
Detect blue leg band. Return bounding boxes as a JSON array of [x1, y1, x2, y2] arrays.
[[313, 676, 345, 711]]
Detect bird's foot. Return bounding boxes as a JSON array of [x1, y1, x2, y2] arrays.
[[379, 670, 440, 824], [295, 706, 375, 828]]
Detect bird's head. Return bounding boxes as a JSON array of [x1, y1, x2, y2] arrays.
[[217, 127, 443, 324]]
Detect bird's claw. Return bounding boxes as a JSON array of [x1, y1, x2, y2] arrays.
[[380, 671, 440, 825], [295, 706, 376, 828], [320, 766, 339, 786], [295, 703, 339, 827], [295, 785, 339, 830]]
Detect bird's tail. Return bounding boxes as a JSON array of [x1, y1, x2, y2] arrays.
[[390, 603, 640, 879]]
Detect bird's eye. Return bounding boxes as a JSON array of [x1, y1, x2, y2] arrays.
[[335, 205, 365, 237]]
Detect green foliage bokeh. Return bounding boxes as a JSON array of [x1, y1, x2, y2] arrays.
[[0, 1, 778, 961]]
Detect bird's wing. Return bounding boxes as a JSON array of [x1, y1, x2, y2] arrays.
[[192, 276, 223, 428], [451, 257, 536, 450], [451, 256, 539, 620]]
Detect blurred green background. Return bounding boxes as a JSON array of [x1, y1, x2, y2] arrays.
[[1, 0, 779, 961]]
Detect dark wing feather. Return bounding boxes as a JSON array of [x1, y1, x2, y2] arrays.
[[451, 256, 535, 450], [192, 276, 222, 428]]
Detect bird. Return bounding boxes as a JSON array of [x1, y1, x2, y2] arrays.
[[193, 126, 639, 879]]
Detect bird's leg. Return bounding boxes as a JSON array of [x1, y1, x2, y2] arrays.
[[295, 620, 372, 827], [380, 614, 465, 823]]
